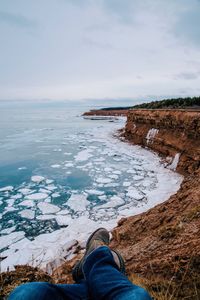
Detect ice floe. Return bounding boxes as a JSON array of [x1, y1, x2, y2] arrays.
[[67, 194, 89, 212], [38, 203, 61, 214], [25, 193, 49, 201], [0, 186, 14, 192], [19, 200, 35, 207], [18, 188, 33, 195], [75, 149, 93, 162], [51, 164, 61, 168], [19, 209, 35, 219], [31, 176, 45, 183]]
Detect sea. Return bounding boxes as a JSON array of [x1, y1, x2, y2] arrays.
[[0, 100, 182, 272]]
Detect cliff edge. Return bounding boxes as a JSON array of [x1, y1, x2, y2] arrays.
[[110, 109, 200, 299]]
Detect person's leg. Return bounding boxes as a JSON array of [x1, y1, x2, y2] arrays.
[[8, 281, 89, 300], [83, 246, 152, 300]]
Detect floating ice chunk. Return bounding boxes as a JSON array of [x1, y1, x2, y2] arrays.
[[6, 199, 15, 207], [56, 209, 70, 215], [123, 181, 131, 187], [46, 185, 57, 191], [3, 207, 17, 214], [104, 167, 113, 172], [19, 200, 35, 207], [127, 187, 144, 200], [64, 152, 72, 156], [67, 194, 89, 212], [113, 170, 122, 175], [64, 163, 74, 167], [39, 188, 51, 194], [55, 215, 72, 226], [46, 179, 54, 184], [98, 195, 107, 200], [51, 164, 61, 168], [31, 176, 45, 183], [0, 231, 25, 250], [103, 183, 119, 187], [11, 194, 22, 200], [108, 174, 119, 180], [18, 188, 33, 195], [25, 193, 49, 201], [19, 209, 35, 219], [132, 175, 144, 181], [85, 189, 104, 196], [53, 148, 62, 152], [0, 186, 14, 192], [37, 215, 56, 220], [1, 225, 16, 234], [127, 169, 136, 174], [96, 178, 112, 184], [168, 153, 180, 171], [38, 202, 60, 214], [51, 192, 60, 198], [94, 158, 105, 162], [100, 196, 124, 208], [75, 149, 93, 162], [18, 167, 27, 170], [146, 128, 159, 144]]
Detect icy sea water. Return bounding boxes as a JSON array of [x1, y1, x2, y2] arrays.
[[0, 100, 182, 272]]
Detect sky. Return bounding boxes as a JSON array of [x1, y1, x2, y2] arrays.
[[0, 0, 200, 102]]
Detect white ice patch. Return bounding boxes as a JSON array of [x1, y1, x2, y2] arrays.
[[0, 186, 14, 192], [146, 128, 159, 144], [19, 200, 35, 207], [123, 181, 131, 187], [31, 176, 45, 183], [38, 203, 60, 214], [100, 196, 124, 208], [0, 231, 25, 250], [75, 149, 93, 162], [25, 193, 49, 201], [96, 178, 112, 184], [126, 187, 145, 200], [37, 215, 56, 220], [19, 209, 35, 219], [85, 189, 104, 196], [18, 188, 33, 195], [1, 226, 16, 234], [64, 163, 74, 167], [168, 153, 180, 171], [67, 194, 89, 212], [46, 179, 54, 184], [51, 192, 60, 198], [55, 215, 72, 226], [51, 164, 61, 168]]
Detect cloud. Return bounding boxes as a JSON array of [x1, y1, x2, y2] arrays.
[[173, 0, 200, 46], [174, 72, 200, 80], [100, 0, 137, 24], [0, 11, 37, 29]]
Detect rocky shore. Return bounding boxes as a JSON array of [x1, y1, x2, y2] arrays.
[[1, 109, 200, 299]]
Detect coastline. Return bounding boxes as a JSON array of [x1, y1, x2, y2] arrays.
[[1, 108, 199, 299]]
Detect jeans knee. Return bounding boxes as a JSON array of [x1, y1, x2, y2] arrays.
[[8, 282, 51, 300]]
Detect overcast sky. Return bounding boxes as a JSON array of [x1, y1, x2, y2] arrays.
[[0, 0, 200, 101]]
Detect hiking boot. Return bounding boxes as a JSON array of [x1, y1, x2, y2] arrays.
[[72, 228, 125, 282]]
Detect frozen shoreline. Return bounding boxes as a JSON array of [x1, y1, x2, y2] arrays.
[[0, 118, 183, 273]]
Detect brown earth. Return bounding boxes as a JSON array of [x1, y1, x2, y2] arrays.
[[1, 109, 200, 299]]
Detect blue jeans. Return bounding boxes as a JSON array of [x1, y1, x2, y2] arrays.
[[8, 246, 151, 300]]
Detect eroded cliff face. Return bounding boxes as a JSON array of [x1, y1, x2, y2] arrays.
[[110, 109, 200, 298], [124, 110, 200, 175]]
